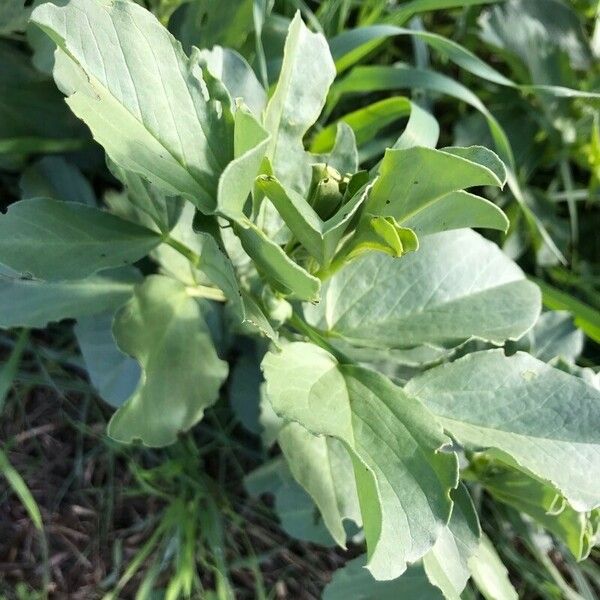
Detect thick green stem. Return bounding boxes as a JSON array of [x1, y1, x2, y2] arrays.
[[165, 236, 201, 267], [287, 313, 349, 363]]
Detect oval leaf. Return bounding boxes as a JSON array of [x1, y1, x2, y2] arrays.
[[306, 229, 541, 348]]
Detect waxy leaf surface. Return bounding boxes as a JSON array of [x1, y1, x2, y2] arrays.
[[0, 198, 161, 280], [407, 350, 600, 511], [263, 342, 457, 580], [32, 0, 233, 212], [108, 276, 228, 447], [306, 229, 541, 348]]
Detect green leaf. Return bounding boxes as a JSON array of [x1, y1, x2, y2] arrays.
[[323, 556, 444, 600], [0, 266, 141, 329], [107, 275, 228, 447], [306, 229, 541, 348], [530, 277, 600, 344], [262, 342, 458, 580], [197, 46, 267, 118], [406, 349, 600, 512], [32, 0, 233, 212], [325, 60, 570, 263], [366, 146, 508, 236], [311, 97, 413, 153], [229, 341, 263, 434], [245, 457, 336, 546], [343, 215, 419, 260], [0, 0, 30, 35], [196, 226, 277, 341], [169, 0, 253, 55], [0, 198, 162, 280], [232, 218, 320, 301], [468, 534, 518, 600], [264, 11, 336, 193], [479, 0, 592, 80], [0, 329, 29, 414], [471, 460, 597, 561], [75, 313, 141, 409], [108, 159, 183, 235], [256, 170, 369, 265], [20, 156, 96, 206], [0, 449, 43, 532], [217, 105, 270, 219], [277, 422, 361, 547], [315, 122, 359, 176], [0, 40, 87, 163], [527, 311, 584, 363], [392, 101, 440, 151], [423, 484, 481, 600], [330, 23, 600, 99]]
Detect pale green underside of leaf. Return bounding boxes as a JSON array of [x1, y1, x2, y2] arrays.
[[475, 462, 594, 560], [407, 350, 600, 512], [20, 156, 96, 206], [217, 106, 270, 219], [233, 218, 320, 302], [278, 422, 361, 547], [262, 342, 458, 580], [0, 198, 161, 280], [323, 556, 444, 600], [108, 159, 183, 234], [32, 0, 233, 212], [194, 227, 278, 341], [108, 275, 228, 447], [198, 46, 267, 118], [527, 310, 584, 363], [423, 483, 481, 600], [305, 229, 541, 348], [245, 456, 336, 546], [0, 266, 140, 329], [468, 534, 518, 600], [75, 312, 141, 409]]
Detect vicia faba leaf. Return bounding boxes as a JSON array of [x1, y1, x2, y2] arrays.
[[422, 483, 481, 600], [255, 172, 369, 266], [245, 456, 337, 547], [277, 421, 362, 548], [0, 266, 141, 329], [263, 11, 336, 194], [469, 459, 598, 561], [197, 46, 267, 118], [322, 555, 444, 600], [524, 310, 584, 363], [75, 312, 141, 409], [32, 0, 234, 213], [108, 160, 184, 235], [191, 219, 277, 341], [305, 229, 541, 348], [262, 342, 458, 581], [20, 156, 96, 206], [0, 198, 162, 280], [108, 275, 228, 447], [232, 218, 321, 302], [406, 349, 600, 512], [468, 534, 518, 600], [365, 145, 509, 236], [341, 215, 419, 262], [216, 105, 270, 220]]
